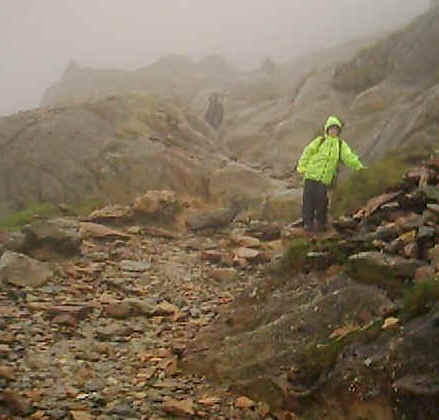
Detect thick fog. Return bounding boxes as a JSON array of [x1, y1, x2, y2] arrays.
[[0, 0, 429, 116]]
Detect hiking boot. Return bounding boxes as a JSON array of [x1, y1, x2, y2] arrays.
[[314, 223, 327, 233]]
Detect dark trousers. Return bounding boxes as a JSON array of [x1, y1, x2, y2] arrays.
[[302, 179, 328, 230]]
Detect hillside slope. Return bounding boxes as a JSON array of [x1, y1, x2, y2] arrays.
[[220, 7, 439, 178], [0, 94, 283, 219]]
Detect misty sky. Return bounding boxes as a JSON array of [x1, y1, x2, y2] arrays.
[[0, 0, 429, 116]]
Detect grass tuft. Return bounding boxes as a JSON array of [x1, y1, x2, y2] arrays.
[[0, 203, 60, 231]]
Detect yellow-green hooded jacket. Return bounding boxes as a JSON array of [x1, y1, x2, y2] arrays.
[[297, 116, 364, 186]]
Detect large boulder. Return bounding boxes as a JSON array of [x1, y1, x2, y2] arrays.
[[0, 251, 53, 288], [0, 231, 26, 255], [22, 217, 81, 259], [133, 190, 179, 220], [184, 274, 394, 408], [186, 207, 238, 231]]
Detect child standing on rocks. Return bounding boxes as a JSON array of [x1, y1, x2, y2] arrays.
[[297, 115, 365, 232]]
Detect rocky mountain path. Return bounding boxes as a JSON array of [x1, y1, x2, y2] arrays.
[[0, 218, 286, 419]]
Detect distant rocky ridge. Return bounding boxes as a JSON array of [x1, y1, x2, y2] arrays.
[[41, 54, 238, 108]]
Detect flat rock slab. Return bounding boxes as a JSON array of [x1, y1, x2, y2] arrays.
[[79, 222, 131, 240], [87, 205, 133, 224], [27, 302, 95, 320], [354, 191, 403, 220], [230, 234, 260, 248]]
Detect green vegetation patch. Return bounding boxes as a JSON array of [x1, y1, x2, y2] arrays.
[[270, 237, 351, 280], [276, 238, 312, 275], [0, 203, 60, 231], [0, 196, 107, 232]]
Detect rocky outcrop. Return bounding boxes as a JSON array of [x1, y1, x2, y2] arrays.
[[0, 95, 289, 220], [333, 8, 439, 91], [185, 157, 439, 418], [0, 96, 209, 217]]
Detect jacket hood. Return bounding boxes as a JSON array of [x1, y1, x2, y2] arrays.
[[324, 115, 343, 133]]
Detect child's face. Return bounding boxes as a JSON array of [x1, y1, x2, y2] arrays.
[[327, 126, 340, 137]]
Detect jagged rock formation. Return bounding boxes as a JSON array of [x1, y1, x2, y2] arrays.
[[41, 54, 237, 108]]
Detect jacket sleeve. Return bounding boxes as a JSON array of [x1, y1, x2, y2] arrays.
[[341, 141, 364, 171], [297, 137, 322, 174]]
